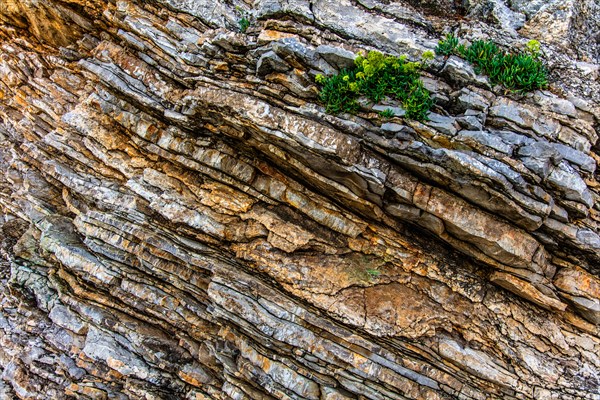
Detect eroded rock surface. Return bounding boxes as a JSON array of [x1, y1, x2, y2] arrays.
[[0, 0, 598, 399]]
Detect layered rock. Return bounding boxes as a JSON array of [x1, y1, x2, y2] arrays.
[[0, 1, 598, 399]]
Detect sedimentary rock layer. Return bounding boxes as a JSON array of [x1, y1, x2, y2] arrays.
[[0, 1, 598, 399]]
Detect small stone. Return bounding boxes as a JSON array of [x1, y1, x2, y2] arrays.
[[547, 161, 594, 208], [438, 337, 519, 388], [381, 122, 405, 132], [532, 91, 577, 117], [272, 37, 316, 66], [458, 130, 514, 154], [490, 97, 536, 128], [256, 51, 291, 76], [425, 113, 458, 136], [456, 115, 483, 130], [557, 127, 591, 153], [517, 141, 563, 178], [49, 305, 87, 335], [373, 104, 406, 117], [442, 56, 489, 87], [456, 88, 491, 112], [495, 130, 534, 147], [315, 45, 356, 70], [552, 143, 596, 173]]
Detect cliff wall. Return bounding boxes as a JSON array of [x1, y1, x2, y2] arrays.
[[0, 1, 599, 399]]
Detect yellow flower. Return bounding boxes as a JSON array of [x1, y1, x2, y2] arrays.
[[343, 75, 350, 81]]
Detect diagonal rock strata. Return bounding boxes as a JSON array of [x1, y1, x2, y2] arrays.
[[0, 0, 599, 399]]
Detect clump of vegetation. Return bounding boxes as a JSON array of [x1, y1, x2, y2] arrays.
[[236, 6, 251, 33], [379, 108, 395, 119], [239, 17, 251, 33], [365, 268, 381, 279], [315, 50, 435, 121], [435, 34, 459, 56], [435, 34, 548, 92]]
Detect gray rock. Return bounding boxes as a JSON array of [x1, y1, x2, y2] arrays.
[[569, 296, 600, 325], [256, 51, 291, 76], [456, 115, 483, 131], [311, 0, 434, 59], [49, 305, 87, 335], [509, 0, 553, 17], [158, 0, 237, 27], [425, 113, 458, 136], [438, 337, 519, 388], [385, 202, 421, 220], [442, 56, 489, 87], [255, 0, 314, 20], [489, 97, 536, 128], [272, 37, 316, 65], [316, 45, 356, 70], [83, 327, 151, 379], [549, 203, 569, 223], [557, 127, 591, 153], [467, 0, 526, 30], [381, 122, 405, 132], [456, 88, 491, 112], [547, 161, 594, 208], [552, 143, 596, 173], [495, 130, 535, 147], [517, 141, 563, 178], [59, 355, 86, 380], [373, 104, 406, 117], [576, 229, 600, 251], [212, 32, 244, 51], [458, 130, 514, 154], [532, 116, 561, 140], [532, 91, 577, 117]]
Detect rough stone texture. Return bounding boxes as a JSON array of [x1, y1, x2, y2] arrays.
[[0, 1, 599, 399]]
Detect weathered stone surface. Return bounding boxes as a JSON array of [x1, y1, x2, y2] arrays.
[[466, 0, 526, 31], [441, 56, 489, 87], [517, 141, 562, 178], [316, 45, 356, 70], [0, 1, 599, 399], [424, 113, 458, 136], [256, 50, 291, 76], [547, 161, 594, 208], [490, 271, 567, 312]]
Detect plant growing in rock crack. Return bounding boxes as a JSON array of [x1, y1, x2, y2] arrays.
[[365, 268, 381, 279], [236, 6, 251, 33], [379, 108, 395, 119], [435, 33, 459, 56], [314, 50, 434, 121], [435, 34, 548, 93]]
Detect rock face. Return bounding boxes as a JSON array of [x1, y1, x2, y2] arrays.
[[0, 1, 599, 399]]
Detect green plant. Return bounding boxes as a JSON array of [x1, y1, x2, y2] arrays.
[[526, 39, 541, 54], [236, 6, 251, 33], [435, 34, 548, 93], [435, 34, 459, 56], [366, 268, 381, 279], [315, 50, 434, 121], [239, 17, 250, 33], [379, 108, 395, 119]]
